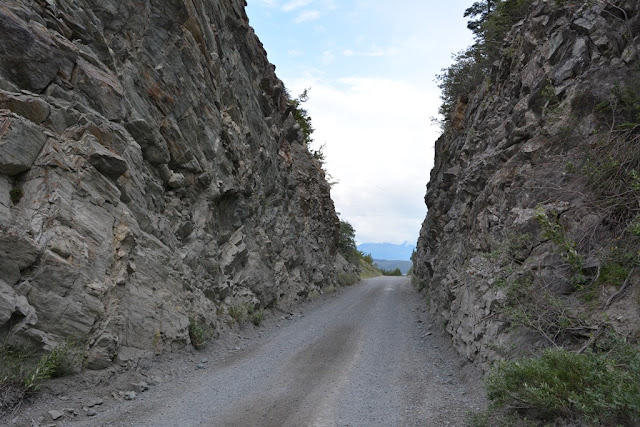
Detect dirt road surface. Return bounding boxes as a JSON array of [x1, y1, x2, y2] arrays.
[[9, 277, 486, 426]]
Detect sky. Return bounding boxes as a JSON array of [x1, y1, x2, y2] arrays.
[[245, 1, 475, 245]]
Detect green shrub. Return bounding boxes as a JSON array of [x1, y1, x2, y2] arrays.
[[289, 88, 314, 144], [358, 251, 374, 265], [534, 206, 583, 272], [188, 318, 211, 349], [597, 261, 630, 287], [380, 267, 402, 276], [0, 340, 80, 411], [251, 309, 265, 326], [337, 271, 359, 286], [486, 347, 640, 425], [630, 214, 640, 236], [9, 187, 23, 204], [227, 304, 247, 324], [499, 276, 589, 346]]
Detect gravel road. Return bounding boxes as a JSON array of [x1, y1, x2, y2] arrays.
[[11, 277, 486, 426]]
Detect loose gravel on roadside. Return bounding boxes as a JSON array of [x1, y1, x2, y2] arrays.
[[4, 277, 486, 426]]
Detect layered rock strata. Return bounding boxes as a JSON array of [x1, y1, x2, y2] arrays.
[[416, 0, 640, 370], [0, 0, 343, 368]]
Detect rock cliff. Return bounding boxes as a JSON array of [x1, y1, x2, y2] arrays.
[[0, 0, 344, 368], [416, 0, 640, 370]]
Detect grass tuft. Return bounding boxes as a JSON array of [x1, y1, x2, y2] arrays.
[[0, 340, 81, 412], [188, 318, 211, 350]]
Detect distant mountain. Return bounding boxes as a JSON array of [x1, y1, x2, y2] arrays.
[[357, 242, 415, 261], [373, 259, 413, 275]]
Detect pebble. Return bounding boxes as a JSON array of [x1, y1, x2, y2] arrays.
[[119, 391, 137, 400], [48, 410, 64, 420], [86, 398, 105, 407], [87, 408, 97, 417], [147, 376, 163, 386], [130, 381, 149, 393]]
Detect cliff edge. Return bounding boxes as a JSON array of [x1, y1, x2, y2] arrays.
[[0, 0, 343, 369], [416, 0, 640, 370]]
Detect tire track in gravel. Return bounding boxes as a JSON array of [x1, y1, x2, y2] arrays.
[[75, 277, 485, 426]]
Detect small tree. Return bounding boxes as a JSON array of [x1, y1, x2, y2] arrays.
[[290, 89, 314, 145], [338, 220, 359, 264], [464, 0, 497, 37]]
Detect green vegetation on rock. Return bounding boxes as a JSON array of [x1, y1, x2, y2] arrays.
[[188, 318, 212, 350], [477, 344, 640, 426], [1, 340, 81, 411], [436, 0, 533, 127]]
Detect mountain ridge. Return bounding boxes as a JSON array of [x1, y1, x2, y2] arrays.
[[357, 242, 415, 261]]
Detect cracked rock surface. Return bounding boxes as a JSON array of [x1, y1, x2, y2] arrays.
[[415, 0, 640, 370], [0, 0, 350, 367]]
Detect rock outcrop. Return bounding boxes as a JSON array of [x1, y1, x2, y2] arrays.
[[0, 0, 343, 368], [416, 0, 640, 370]]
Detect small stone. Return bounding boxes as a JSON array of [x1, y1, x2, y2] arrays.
[[87, 408, 97, 417], [86, 398, 104, 407], [48, 410, 64, 420], [168, 172, 186, 189], [119, 390, 137, 400], [147, 376, 162, 386], [130, 381, 149, 393], [196, 363, 206, 370], [62, 407, 77, 416]]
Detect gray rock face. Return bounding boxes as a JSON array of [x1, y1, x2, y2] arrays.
[[0, 112, 48, 175], [0, 0, 341, 364], [415, 0, 640, 370]]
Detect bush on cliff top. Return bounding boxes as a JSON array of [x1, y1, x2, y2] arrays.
[[436, 0, 533, 125]]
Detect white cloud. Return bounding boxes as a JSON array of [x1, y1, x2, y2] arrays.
[[246, 0, 477, 245], [321, 50, 335, 65], [319, 0, 337, 11], [341, 45, 395, 57], [256, 0, 280, 7], [285, 75, 442, 245], [282, 0, 314, 12], [294, 10, 320, 23]]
